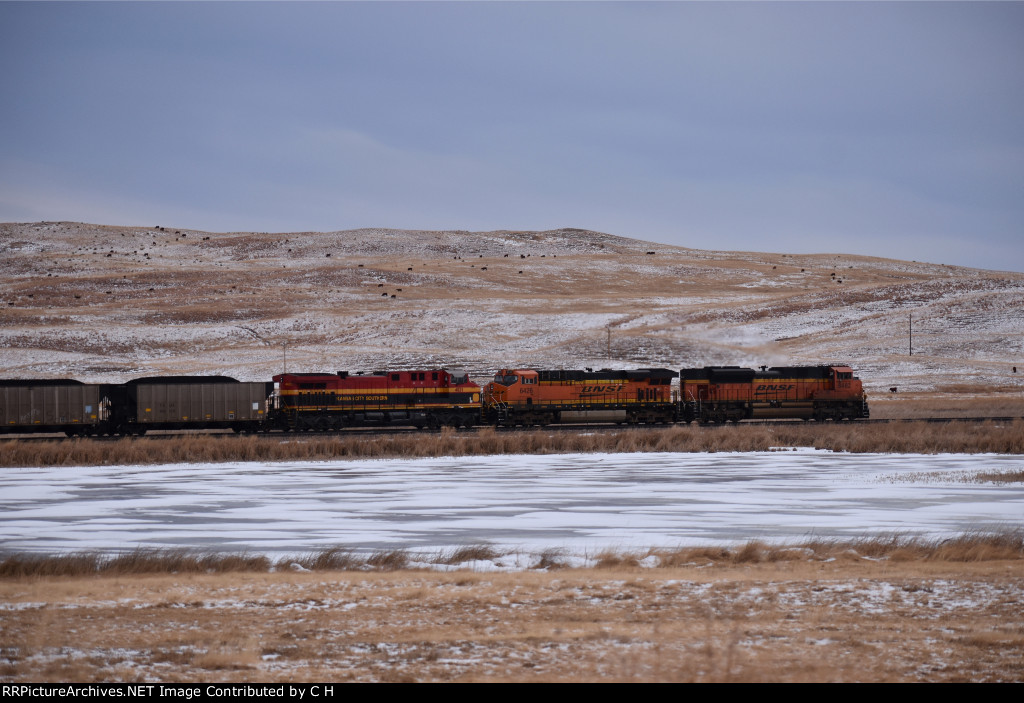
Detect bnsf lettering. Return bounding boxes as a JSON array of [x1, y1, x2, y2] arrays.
[[581, 385, 625, 394], [755, 384, 796, 392]]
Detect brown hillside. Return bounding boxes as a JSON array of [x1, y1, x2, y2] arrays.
[[2, 222, 1022, 412]]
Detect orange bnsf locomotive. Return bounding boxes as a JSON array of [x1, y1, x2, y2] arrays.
[[483, 368, 678, 426], [271, 369, 480, 430], [678, 365, 869, 424]]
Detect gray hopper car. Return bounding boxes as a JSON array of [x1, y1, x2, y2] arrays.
[[0, 379, 105, 435], [1, 376, 273, 436], [106, 377, 273, 435]]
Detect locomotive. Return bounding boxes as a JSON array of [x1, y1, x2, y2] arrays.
[[483, 368, 678, 426], [678, 365, 870, 423], [272, 369, 480, 430], [0, 364, 869, 436]]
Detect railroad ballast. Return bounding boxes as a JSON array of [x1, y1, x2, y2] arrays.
[[0, 364, 869, 436]]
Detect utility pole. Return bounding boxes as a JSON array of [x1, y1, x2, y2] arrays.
[[607, 327, 611, 362]]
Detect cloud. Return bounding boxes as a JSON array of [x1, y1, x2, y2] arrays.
[[1, 2, 1021, 270]]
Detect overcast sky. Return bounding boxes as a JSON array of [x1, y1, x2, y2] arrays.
[[2, 2, 1022, 271]]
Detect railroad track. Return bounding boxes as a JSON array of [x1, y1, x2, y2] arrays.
[[2, 416, 1021, 442]]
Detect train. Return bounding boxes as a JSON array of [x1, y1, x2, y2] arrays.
[[0, 376, 271, 437], [0, 363, 868, 437]]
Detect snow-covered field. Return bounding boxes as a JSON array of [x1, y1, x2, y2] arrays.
[[3, 222, 1023, 395], [3, 450, 1021, 556]]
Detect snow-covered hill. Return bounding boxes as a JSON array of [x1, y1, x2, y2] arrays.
[[2, 221, 1022, 398]]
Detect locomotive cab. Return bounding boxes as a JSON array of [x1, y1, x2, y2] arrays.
[[484, 369, 537, 407], [831, 366, 855, 391]]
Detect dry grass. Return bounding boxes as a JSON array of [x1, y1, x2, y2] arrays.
[[3, 532, 1021, 580], [2, 536, 1022, 682], [871, 394, 1024, 420], [2, 420, 1021, 468], [438, 545, 500, 565], [0, 549, 272, 578], [976, 470, 1024, 483]]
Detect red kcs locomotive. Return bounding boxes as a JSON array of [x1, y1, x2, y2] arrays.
[[272, 369, 480, 430]]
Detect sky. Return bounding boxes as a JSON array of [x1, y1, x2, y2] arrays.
[[1, 2, 1022, 271]]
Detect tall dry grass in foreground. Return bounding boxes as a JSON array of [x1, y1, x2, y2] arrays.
[[2, 420, 1022, 467], [3, 532, 1021, 578]]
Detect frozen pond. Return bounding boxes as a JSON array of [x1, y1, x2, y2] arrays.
[[1, 450, 1022, 555]]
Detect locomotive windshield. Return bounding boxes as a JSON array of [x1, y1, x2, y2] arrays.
[[494, 374, 518, 385]]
